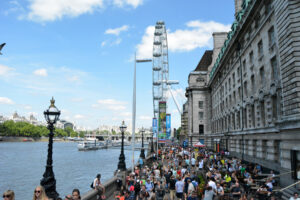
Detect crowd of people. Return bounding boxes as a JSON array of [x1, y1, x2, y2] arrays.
[[111, 145, 298, 200], [3, 145, 300, 200], [2, 186, 81, 200]]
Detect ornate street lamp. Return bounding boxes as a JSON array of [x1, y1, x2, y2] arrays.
[[118, 121, 127, 171], [41, 97, 61, 200], [140, 127, 145, 159], [151, 131, 154, 153]]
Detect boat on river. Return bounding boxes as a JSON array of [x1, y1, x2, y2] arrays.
[[112, 139, 131, 147], [77, 141, 106, 151]]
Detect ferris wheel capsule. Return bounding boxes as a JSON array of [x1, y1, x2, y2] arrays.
[[152, 21, 169, 120]]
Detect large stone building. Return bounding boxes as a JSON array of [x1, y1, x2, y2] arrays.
[[184, 0, 300, 187]]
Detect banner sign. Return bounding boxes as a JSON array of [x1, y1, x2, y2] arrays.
[[152, 118, 158, 139], [166, 114, 171, 139], [158, 101, 166, 139]]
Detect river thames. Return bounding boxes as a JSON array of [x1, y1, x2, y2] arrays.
[[0, 142, 143, 200]]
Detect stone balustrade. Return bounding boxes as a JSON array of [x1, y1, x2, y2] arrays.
[[82, 176, 118, 200]]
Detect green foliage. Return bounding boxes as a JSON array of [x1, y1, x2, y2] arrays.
[[111, 129, 117, 135], [79, 131, 85, 138], [0, 120, 79, 138]]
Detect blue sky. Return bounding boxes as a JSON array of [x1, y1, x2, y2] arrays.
[[0, 0, 234, 130]]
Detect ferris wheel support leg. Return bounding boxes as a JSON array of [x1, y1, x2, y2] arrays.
[[168, 85, 182, 114]]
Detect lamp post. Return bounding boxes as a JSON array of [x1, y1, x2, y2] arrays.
[[118, 121, 127, 171], [140, 127, 145, 159], [40, 97, 61, 200], [151, 131, 154, 153]]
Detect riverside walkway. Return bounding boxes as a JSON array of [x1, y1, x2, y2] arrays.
[[79, 145, 296, 200]]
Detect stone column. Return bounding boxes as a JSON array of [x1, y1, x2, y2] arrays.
[[256, 140, 263, 158], [265, 95, 273, 126], [248, 140, 254, 157]]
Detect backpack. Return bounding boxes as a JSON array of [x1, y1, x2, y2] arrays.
[[134, 182, 141, 192], [90, 181, 94, 188]]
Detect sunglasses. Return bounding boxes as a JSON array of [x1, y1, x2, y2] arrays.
[[35, 190, 41, 193], [3, 195, 10, 198]]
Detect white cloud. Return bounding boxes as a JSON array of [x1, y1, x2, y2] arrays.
[[74, 114, 85, 119], [166, 88, 186, 100], [68, 75, 80, 83], [24, 105, 32, 110], [0, 64, 15, 76], [108, 105, 126, 110], [71, 98, 84, 102], [136, 20, 230, 59], [113, 38, 122, 45], [101, 41, 107, 47], [120, 112, 131, 117], [136, 26, 155, 59], [3, 1, 25, 16], [0, 97, 14, 105], [97, 99, 126, 105], [27, 0, 104, 22], [93, 99, 127, 111], [101, 38, 122, 47], [33, 68, 48, 77], [105, 25, 129, 36], [28, 111, 38, 116], [139, 115, 152, 120], [113, 0, 143, 8], [27, 0, 143, 22]]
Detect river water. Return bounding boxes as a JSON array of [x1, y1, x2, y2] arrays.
[[0, 142, 144, 200]]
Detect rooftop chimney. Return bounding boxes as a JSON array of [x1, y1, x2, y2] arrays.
[[235, 0, 243, 16], [207, 32, 228, 80]]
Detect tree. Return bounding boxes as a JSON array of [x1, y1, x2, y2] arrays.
[[65, 127, 73, 137], [79, 131, 85, 138]]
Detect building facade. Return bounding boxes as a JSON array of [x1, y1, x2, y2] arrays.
[[184, 0, 300, 186]]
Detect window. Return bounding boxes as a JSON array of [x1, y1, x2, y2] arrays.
[[199, 125, 204, 135], [238, 87, 241, 100], [229, 78, 231, 91], [272, 96, 278, 120], [244, 81, 248, 97], [255, 14, 261, 28], [260, 66, 265, 85], [237, 67, 241, 78], [198, 112, 204, 120], [251, 75, 255, 93], [249, 51, 254, 64], [271, 56, 278, 79], [244, 108, 247, 128], [232, 73, 235, 87], [242, 60, 246, 73], [268, 26, 275, 47], [233, 91, 236, 104], [258, 40, 263, 57], [251, 104, 255, 128], [198, 101, 204, 109], [261, 101, 266, 127], [265, 0, 272, 15]]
